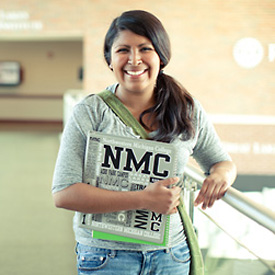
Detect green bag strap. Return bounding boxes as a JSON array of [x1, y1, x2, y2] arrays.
[[178, 197, 205, 275], [98, 89, 204, 275], [98, 90, 149, 139]]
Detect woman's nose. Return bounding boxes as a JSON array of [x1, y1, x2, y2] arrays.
[[128, 50, 142, 65]]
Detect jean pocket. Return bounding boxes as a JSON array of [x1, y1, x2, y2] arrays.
[[170, 241, 191, 263], [77, 246, 114, 272]]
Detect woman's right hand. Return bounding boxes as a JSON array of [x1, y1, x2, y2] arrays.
[[142, 177, 181, 215], [53, 177, 181, 215]]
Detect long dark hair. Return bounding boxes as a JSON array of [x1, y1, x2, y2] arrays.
[[104, 10, 194, 142]]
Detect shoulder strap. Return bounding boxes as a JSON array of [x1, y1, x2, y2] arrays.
[[178, 197, 205, 275], [98, 90, 149, 139]]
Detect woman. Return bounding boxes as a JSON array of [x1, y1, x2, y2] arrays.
[[52, 10, 236, 274]]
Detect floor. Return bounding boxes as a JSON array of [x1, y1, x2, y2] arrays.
[[0, 122, 76, 275]]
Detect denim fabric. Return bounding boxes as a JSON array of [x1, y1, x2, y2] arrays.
[[76, 241, 191, 274]]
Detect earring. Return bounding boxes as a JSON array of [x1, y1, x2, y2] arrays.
[[109, 64, 113, 71]]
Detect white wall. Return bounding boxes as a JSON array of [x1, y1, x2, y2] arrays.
[[0, 96, 63, 121], [0, 39, 83, 121]]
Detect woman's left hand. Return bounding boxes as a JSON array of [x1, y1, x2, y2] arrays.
[[194, 161, 237, 210]]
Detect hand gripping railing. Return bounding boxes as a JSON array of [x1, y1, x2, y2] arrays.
[[183, 163, 275, 272], [184, 163, 275, 234]]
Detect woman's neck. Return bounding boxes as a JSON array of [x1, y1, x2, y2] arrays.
[[115, 85, 157, 131], [115, 86, 155, 119]]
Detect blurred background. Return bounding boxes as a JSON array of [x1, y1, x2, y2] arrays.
[[0, 0, 274, 274]]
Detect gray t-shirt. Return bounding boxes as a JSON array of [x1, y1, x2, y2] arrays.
[[52, 83, 231, 251]]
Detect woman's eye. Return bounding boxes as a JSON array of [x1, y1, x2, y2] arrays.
[[117, 48, 128, 53], [141, 47, 153, 52]]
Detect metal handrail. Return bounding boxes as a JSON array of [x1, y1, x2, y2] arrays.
[[184, 163, 275, 234]]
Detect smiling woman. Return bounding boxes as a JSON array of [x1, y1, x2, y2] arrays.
[[52, 10, 236, 275]]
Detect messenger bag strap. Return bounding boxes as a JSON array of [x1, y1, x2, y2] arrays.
[[98, 90, 149, 139]]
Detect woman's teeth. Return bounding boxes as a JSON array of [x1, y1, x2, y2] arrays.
[[126, 70, 145, 76]]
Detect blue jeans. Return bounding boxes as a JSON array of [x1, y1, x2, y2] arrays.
[[76, 241, 191, 274]]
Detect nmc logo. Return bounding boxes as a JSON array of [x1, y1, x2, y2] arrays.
[[233, 37, 275, 69]]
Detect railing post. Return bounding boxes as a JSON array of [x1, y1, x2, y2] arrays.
[[183, 175, 197, 224]]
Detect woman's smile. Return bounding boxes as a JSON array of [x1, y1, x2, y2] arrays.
[[124, 69, 147, 76]]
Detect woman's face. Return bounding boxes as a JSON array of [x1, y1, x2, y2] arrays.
[[110, 30, 161, 96]]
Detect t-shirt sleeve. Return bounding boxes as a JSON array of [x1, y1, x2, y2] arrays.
[[191, 100, 231, 173], [52, 103, 93, 193]]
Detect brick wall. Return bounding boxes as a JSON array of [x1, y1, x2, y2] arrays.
[[0, 0, 274, 174]]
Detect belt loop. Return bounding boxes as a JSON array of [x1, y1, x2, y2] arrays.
[[108, 250, 116, 258], [75, 242, 79, 254]]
